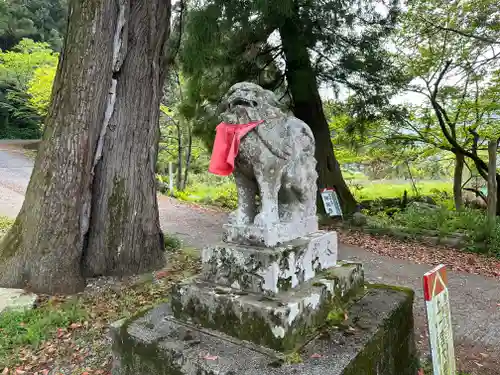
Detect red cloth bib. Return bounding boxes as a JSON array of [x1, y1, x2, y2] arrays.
[[208, 120, 264, 176]]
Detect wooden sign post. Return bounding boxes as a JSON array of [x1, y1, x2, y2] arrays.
[[423, 264, 456, 375]]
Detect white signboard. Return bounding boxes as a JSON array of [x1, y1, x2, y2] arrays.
[[320, 188, 343, 217], [423, 264, 456, 375]]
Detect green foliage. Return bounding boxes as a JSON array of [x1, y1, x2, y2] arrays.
[[0, 38, 58, 89], [351, 181, 452, 201], [385, 0, 500, 176], [0, 39, 57, 138], [0, 298, 86, 362], [0, 0, 67, 52], [179, 0, 405, 146], [0, 82, 42, 138], [27, 64, 56, 116], [171, 173, 238, 209], [368, 205, 500, 255]]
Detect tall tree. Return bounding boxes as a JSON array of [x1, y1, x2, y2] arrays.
[[390, 0, 500, 212], [179, 0, 403, 215], [0, 0, 171, 294]]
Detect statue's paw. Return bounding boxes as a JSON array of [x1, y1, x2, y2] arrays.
[[228, 210, 238, 224], [253, 212, 279, 228], [228, 209, 252, 225]]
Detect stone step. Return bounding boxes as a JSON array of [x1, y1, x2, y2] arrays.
[[201, 231, 338, 295], [171, 263, 363, 352], [111, 287, 417, 375]]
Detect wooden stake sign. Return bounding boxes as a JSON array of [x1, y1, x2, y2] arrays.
[[423, 264, 456, 375]]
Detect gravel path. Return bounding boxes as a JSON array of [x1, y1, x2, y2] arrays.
[[1, 146, 499, 374]]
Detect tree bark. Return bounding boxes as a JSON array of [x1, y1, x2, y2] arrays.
[[453, 152, 464, 210], [0, 0, 171, 294], [182, 123, 193, 191], [487, 140, 498, 222], [176, 121, 183, 190], [279, 18, 357, 216]]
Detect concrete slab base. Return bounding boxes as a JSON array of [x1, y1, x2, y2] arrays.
[[111, 287, 417, 375], [0, 288, 37, 314]]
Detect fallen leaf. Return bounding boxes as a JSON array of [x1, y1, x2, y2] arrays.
[[155, 270, 170, 279], [203, 354, 219, 360], [69, 322, 82, 329]]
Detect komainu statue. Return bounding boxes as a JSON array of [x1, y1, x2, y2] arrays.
[[211, 82, 318, 233]]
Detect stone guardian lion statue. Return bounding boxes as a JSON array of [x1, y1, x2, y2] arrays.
[[218, 82, 318, 231]]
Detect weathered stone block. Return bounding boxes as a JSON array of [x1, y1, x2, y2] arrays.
[[202, 231, 338, 295], [222, 216, 318, 247], [111, 287, 417, 375], [171, 263, 363, 352], [0, 288, 37, 314]]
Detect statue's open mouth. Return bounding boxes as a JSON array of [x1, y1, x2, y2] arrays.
[[229, 97, 258, 109]]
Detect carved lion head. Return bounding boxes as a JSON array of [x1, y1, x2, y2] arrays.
[[219, 82, 285, 124]]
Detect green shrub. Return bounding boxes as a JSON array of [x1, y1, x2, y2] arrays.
[[367, 205, 500, 255], [164, 233, 182, 251], [0, 216, 14, 236]]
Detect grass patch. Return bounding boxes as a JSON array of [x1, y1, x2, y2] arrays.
[[0, 248, 201, 372], [350, 180, 452, 201], [0, 298, 86, 363]]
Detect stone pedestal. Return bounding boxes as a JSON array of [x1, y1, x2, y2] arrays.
[[111, 287, 417, 375], [166, 227, 351, 352], [112, 215, 416, 375]]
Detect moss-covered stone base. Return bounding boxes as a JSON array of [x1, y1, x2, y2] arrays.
[[111, 286, 417, 375], [171, 263, 363, 352]]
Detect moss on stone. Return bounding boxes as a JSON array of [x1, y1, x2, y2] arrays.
[[277, 276, 292, 291], [365, 283, 415, 297], [342, 288, 417, 375], [171, 283, 345, 353], [113, 306, 185, 375]]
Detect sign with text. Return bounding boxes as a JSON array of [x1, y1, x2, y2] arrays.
[[423, 264, 456, 375], [320, 188, 343, 217]]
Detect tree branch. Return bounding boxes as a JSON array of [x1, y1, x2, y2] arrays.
[[429, 23, 499, 45]]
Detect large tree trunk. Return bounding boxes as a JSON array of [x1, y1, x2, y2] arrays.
[[453, 152, 464, 210], [279, 19, 357, 216], [487, 140, 498, 222], [0, 0, 171, 294]]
